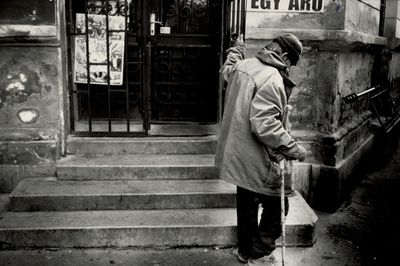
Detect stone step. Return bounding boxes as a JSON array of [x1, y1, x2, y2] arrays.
[[67, 136, 217, 155], [0, 193, 317, 248], [56, 154, 217, 180], [10, 178, 236, 211]]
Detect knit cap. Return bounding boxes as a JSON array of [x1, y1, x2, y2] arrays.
[[273, 34, 303, 66]]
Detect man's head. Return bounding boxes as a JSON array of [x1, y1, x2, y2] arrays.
[[273, 34, 302, 66]]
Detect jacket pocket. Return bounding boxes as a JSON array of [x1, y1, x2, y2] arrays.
[[264, 161, 281, 188]]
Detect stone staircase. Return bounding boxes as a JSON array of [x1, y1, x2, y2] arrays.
[[0, 136, 317, 249]]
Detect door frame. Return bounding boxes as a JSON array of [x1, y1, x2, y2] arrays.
[[64, 0, 237, 137]]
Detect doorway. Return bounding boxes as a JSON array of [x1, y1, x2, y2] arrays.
[[66, 0, 223, 136]]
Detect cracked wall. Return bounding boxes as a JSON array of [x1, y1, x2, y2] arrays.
[[0, 47, 61, 192], [0, 47, 61, 137]]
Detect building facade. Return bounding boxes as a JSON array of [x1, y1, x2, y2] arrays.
[[1, 0, 399, 211]]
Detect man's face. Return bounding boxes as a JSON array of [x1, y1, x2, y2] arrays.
[[281, 52, 292, 68]]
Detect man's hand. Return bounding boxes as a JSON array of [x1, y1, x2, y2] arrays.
[[234, 34, 245, 48], [273, 144, 310, 162], [296, 145, 308, 162]]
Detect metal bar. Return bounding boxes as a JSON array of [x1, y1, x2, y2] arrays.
[[241, 0, 246, 39], [236, 0, 240, 34], [88, 62, 109, 65], [144, 1, 151, 132], [84, 0, 92, 132], [371, 88, 389, 100], [72, 131, 147, 137], [71, 31, 130, 35], [108, 29, 126, 33], [371, 101, 386, 129], [125, 0, 131, 132], [385, 115, 400, 133], [377, 97, 390, 122], [67, 0, 75, 132], [379, 0, 386, 36], [343, 86, 380, 103], [357, 87, 379, 97], [154, 44, 212, 48], [155, 81, 200, 86], [105, 0, 112, 132], [231, 0, 236, 33]]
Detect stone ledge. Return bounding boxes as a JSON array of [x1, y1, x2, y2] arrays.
[[292, 112, 372, 143], [0, 164, 56, 193], [292, 134, 375, 212], [290, 112, 373, 165], [0, 25, 59, 46], [0, 140, 58, 165], [388, 37, 400, 50], [246, 29, 387, 48], [0, 128, 58, 141]]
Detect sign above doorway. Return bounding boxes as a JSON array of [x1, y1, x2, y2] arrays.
[[247, 0, 325, 13]]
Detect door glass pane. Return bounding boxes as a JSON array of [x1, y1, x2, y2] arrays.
[[151, 0, 219, 122], [161, 0, 209, 34], [0, 0, 56, 25]]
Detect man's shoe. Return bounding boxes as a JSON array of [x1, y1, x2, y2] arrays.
[[246, 254, 278, 266], [230, 247, 249, 263]]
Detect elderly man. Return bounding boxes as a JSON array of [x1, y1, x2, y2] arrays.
[[215, 34, 308, 265]]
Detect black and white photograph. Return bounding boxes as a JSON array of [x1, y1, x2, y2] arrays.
[[0, 0, 400, 265]]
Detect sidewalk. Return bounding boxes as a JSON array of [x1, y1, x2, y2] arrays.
[[0, 132, 399, 265]]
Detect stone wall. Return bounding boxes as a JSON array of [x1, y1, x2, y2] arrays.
[[0, 0, 64, 192], [345, 0, 381, 35], [385, 0, 400, 104], [0, 47, 62, 192]]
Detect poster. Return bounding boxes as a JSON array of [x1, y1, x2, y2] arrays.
[[74, 13, 125, 85]]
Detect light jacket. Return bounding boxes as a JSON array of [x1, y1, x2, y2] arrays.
[[215, 46, 304, 196]]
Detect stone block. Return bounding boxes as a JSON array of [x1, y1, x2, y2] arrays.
[[0, 164, 56, 193], [10, 178, 236, 211], [56, 154, 217, 180]]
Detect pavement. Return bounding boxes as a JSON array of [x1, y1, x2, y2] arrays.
[[0, 130, 399, 266]]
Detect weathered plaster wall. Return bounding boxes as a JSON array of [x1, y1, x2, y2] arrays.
[[292, 51, 339, 134], [394, 0, 400, 38], [389, 52, 400, 82], [384, 0, 400, 41], [337, 52, 374, 127], [0, 47, 62, 192], [0, 47, 61, 135], [246, 0, 345, 32], [389, 52, 400, 101], [345, 0, 380, 35]]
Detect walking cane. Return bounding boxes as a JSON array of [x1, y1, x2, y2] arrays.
[[280, 105, 292, 266], [280, 159, 286, 266]]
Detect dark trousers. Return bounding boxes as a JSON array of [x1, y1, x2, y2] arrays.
[[236, 186, 289, 260]]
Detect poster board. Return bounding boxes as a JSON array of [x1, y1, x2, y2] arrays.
[[73, 14, 125, 85]]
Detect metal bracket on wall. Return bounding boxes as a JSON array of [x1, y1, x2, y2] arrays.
[[343, 86, 400, 134]]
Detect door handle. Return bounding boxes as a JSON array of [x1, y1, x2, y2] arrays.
[[150, 13, 162, 36]]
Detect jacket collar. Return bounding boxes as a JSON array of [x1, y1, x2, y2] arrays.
[[255, 49, 296, 89]]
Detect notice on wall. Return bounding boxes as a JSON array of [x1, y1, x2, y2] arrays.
[[247, 0, 325, 13], [74, 14, 125, 86]]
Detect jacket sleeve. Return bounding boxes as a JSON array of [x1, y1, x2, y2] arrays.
[[219, 45, 246, 83], [249, 80, 304, 160]]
